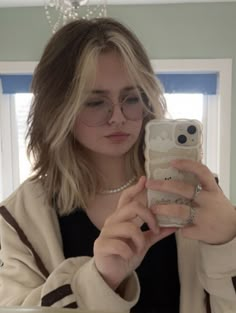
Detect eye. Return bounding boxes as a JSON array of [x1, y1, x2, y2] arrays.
[[84, 100, 105, 107], [123, 95, 140, 105]]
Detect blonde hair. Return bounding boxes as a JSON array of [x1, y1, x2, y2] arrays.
[[27, 18, 167, 215]]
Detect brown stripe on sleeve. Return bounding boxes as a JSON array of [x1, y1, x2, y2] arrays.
[[0, 206, 49, 278], [41, 284, 74, 306], [204, 290, 211, 313], [232, 276, 236, 293], [64, 302, 78, 308]]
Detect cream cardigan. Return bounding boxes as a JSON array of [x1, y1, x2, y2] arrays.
[[0, 178, 236, 312]]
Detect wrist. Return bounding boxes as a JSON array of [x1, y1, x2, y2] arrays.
[[97, 270, 123, 291]]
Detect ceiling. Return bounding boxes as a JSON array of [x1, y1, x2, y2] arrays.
[[0, 0, 235, 7]]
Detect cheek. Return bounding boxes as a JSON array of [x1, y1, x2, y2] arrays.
[[73, 117, 143, 152], [132, 120, 143, 138], [73, 118, 95, 148]]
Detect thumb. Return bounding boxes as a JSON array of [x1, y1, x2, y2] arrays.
[[144, 227, 177, 250]]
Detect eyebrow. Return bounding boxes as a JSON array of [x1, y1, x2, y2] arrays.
[[90, 86, 137, 95]]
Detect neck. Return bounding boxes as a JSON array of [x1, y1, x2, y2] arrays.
[[88, 152, 132, 190]]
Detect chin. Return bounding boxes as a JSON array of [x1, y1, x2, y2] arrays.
[[101, 147, 131, 157], [83, 136, 138, 158], [96, 143, 134, 157]]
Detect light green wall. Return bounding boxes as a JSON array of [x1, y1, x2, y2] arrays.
[[0, 3, 236, 201]]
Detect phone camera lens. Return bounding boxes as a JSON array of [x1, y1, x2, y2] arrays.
[[187, 125, 196, 134], [178, 135, 187, 144]]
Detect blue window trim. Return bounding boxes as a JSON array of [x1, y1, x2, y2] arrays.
[[0, 73, 218, 95], [0, 75, 32, 94], [157, 73, 218, 95]]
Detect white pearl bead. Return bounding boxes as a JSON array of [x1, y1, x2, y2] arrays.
[[101, 176, 136, 194]]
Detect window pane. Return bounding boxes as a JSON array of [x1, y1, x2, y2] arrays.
[[14, 94, 33, 183], [165, 92, 206, 162], [165, 93, 203, 122]]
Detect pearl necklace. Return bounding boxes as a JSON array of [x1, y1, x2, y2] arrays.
[[101, 176, 137, 194]]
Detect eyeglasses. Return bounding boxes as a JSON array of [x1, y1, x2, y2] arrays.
[[79, 92, 148, 127]]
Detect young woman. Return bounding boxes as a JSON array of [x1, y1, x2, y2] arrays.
[[0, 18, 235, 313]]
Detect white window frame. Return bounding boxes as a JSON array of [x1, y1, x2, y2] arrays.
[[0, 59, 232, 199], [0, 62, 37, 200], [0, 92, 20, 199]]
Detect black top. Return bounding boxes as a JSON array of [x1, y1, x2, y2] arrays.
[[58, 208, 180, 313]]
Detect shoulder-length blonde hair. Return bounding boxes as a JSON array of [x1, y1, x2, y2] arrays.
[[27, 17, 166, 215]]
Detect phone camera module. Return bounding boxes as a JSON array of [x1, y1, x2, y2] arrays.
[[177, 134, 187, 144], [187, 125, 197, 134]]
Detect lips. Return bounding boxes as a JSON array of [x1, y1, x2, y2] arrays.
[[105, 132, 130, 142], [106, 132, 129, 137]]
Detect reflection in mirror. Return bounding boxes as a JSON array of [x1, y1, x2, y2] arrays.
[[0, 4, 236, 313]]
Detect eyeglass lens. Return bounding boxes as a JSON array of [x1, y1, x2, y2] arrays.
[[80, 93, 146, 126]]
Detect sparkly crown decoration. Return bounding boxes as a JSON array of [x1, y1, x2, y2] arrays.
[[45, 0, 107, 33]]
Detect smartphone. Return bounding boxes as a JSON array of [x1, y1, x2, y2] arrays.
[[144, 118, 203, 227]]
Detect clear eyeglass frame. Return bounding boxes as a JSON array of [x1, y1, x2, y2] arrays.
[[79, 92, 150, 127]]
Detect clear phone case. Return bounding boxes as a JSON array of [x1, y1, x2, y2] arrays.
[[144, 118, 203, 227]]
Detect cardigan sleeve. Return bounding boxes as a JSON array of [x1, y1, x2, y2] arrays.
[[198, 236, 236, 313], [0, 205, 140, 311]]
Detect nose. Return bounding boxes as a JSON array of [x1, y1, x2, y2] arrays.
[[107, 103, 126, 125]]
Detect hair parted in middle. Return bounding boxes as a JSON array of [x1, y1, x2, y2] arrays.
[[26, 17, 167, 215]]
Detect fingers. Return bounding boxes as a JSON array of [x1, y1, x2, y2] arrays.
[[117, 176, 146, 209], [99, 199, 176, 261], [101, 222, 146, 254], [94, 237, 134, 261], [146, 179, 203, 201], [105, 200, 159, 233], [144, 228, 177, 248], [146, 160, 220, 201], [170, 159, 218, 192], [99, 220, 177, 260], [99, 199, 160, 262], [151, 203, 196, 224]]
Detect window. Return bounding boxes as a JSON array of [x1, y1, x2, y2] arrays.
[[0, 93, 33, 200], [164, 93, 218, 174], [165, 93, 206, 165], [165, 93, 203, 121], [14, 93, 33, 183], [11, 92, 209, 179], [152, 59, 232, 197], [0, 59, 232, 201]]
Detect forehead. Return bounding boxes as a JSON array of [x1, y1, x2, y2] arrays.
[[90, 86, 139, 96], [90, 51, 136, 93]]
